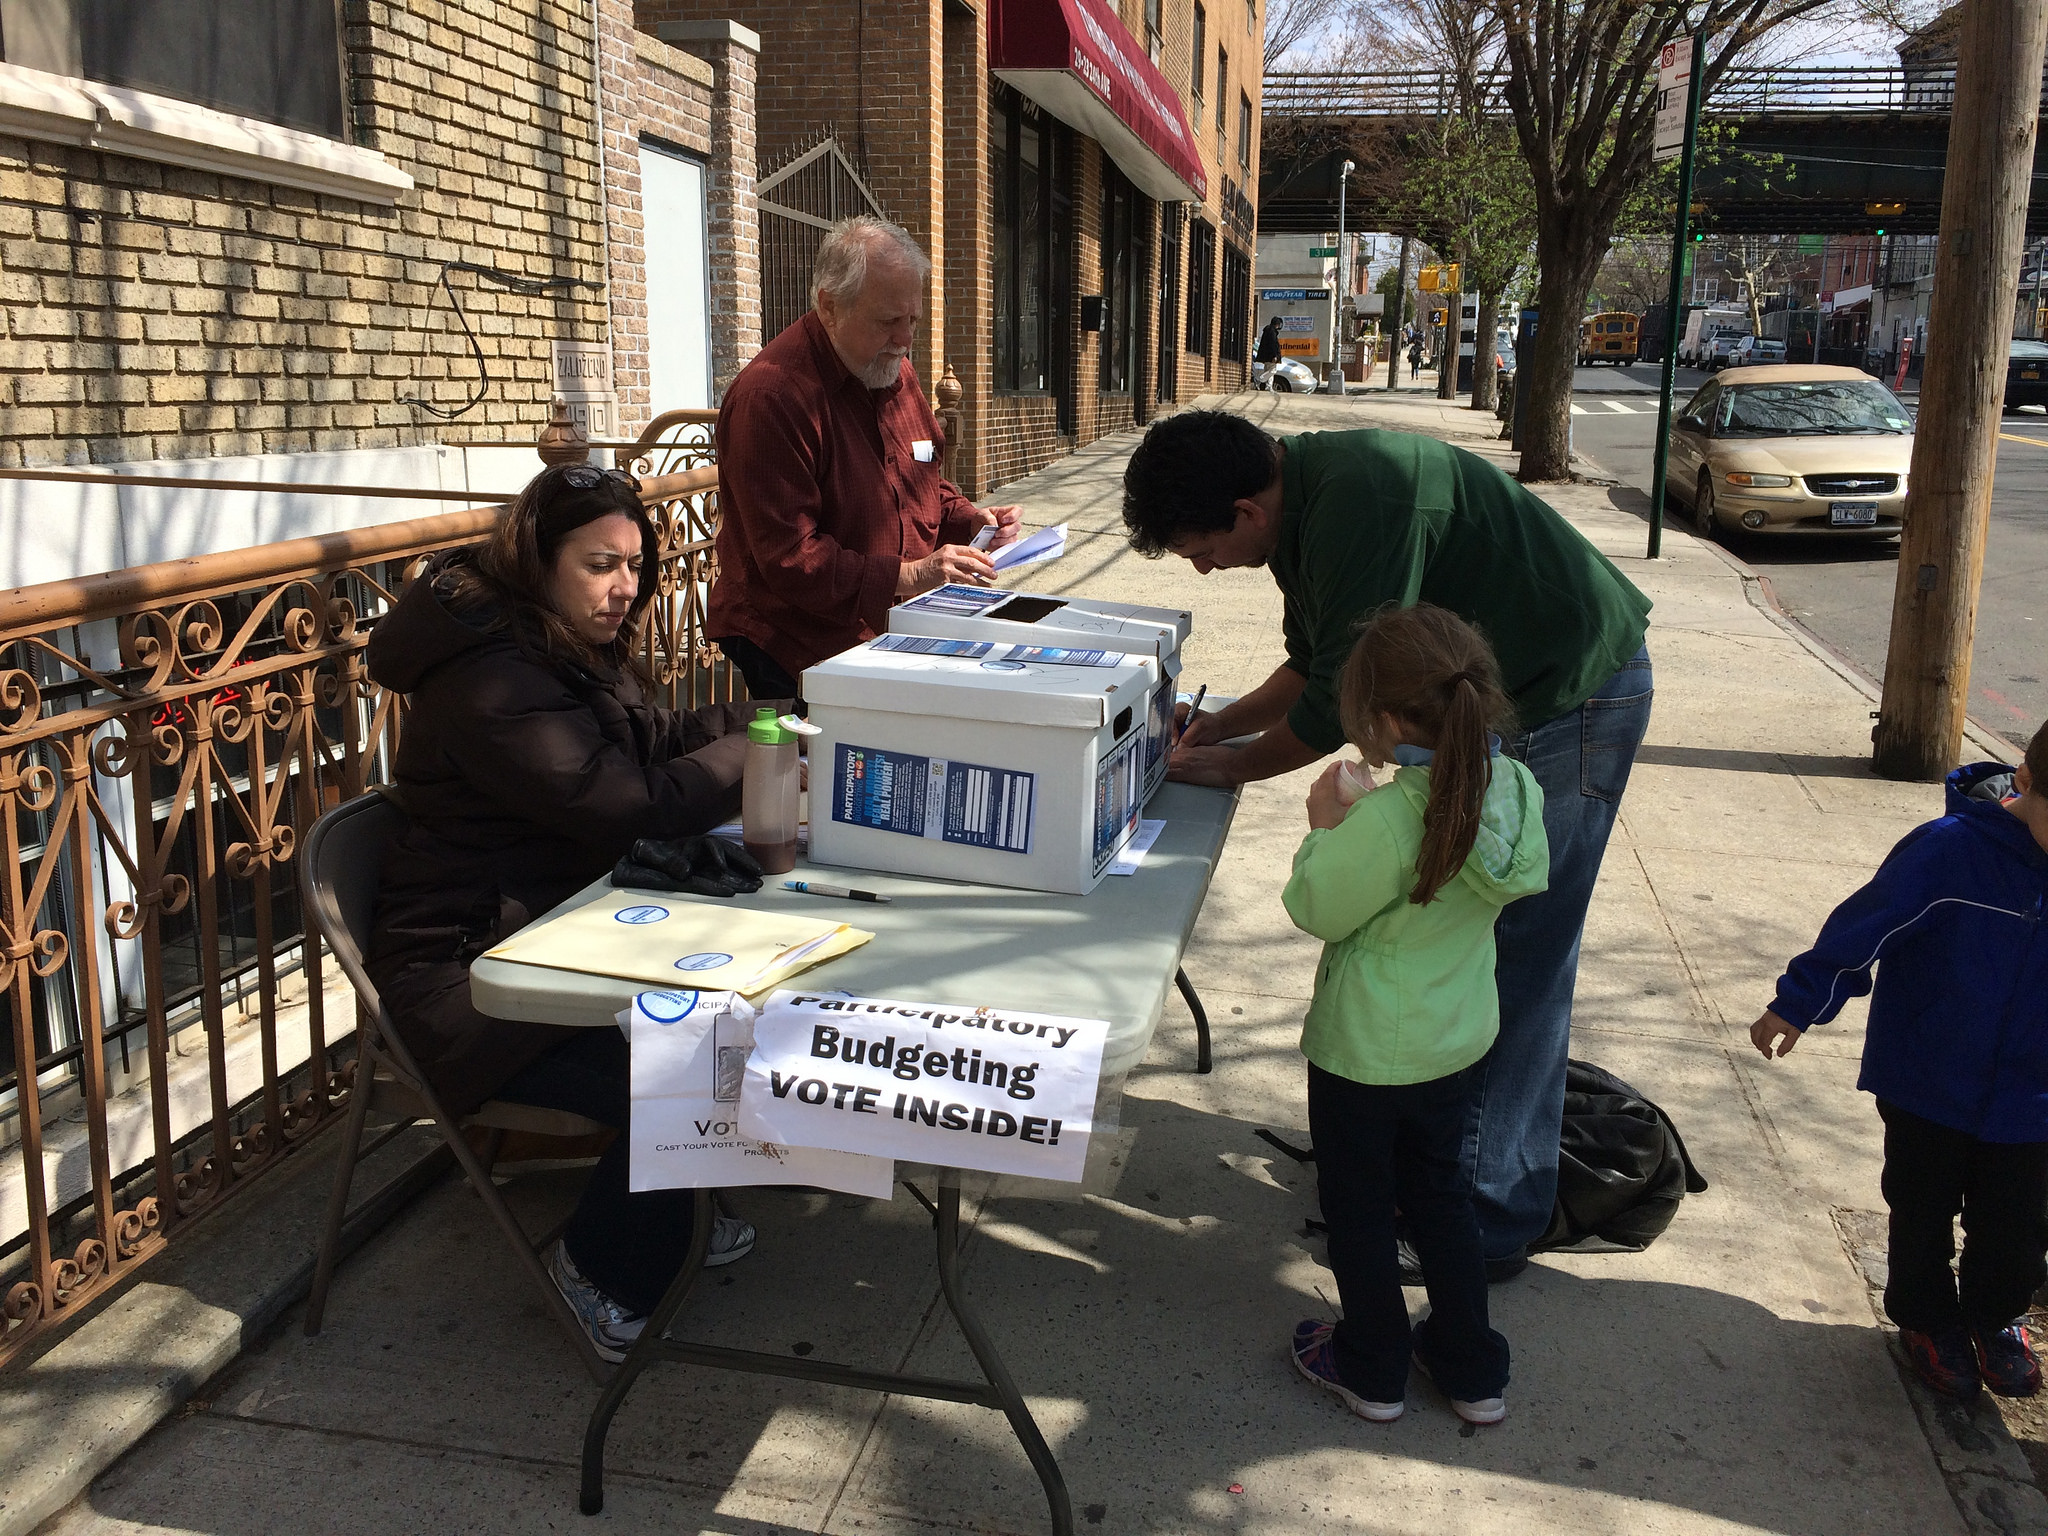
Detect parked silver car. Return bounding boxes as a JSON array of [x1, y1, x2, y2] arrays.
[[1257, 357, 1320, 393]]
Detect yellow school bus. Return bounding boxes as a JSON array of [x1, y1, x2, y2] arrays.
[[1578, 312, 1640, 366]]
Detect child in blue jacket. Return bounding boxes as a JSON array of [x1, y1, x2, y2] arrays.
[[1752, 719, 2048, 1401]]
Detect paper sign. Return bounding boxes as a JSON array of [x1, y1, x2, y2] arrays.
[[628, 990, 895, 1196], [832, 744, 1034, 854], [739, 991, 1109, 1181], [483, 887, 870, 996], [899, 584, 1015, 616]]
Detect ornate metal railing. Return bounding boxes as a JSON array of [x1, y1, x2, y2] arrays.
[[0, 458, 731, 1368]]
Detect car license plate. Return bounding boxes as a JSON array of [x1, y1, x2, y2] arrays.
[[1830, 501, 1879, 526], [2025, 370, 2042, 379]]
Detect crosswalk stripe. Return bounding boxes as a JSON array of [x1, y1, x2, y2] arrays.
[[1570, 403, 1586, 414], [1604, 399, 1636, 414]]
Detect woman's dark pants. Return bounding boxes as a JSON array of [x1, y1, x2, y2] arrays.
[[1878, 1099, 2048, 1336], [498, 1028, 697, 1316], [1309, 1061, 1510, 1403]]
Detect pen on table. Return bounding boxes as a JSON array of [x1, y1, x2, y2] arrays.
[[784, 879, 892, 904], [1177, 682, 1209, 747]]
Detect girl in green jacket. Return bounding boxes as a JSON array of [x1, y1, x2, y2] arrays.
[[1285, 603, 1550, 1427]]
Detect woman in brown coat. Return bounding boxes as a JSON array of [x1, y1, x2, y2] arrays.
[[366, 463, 781, 1360]]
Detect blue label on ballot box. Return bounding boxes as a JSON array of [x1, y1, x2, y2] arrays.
[[833, 743, 1034, 855]]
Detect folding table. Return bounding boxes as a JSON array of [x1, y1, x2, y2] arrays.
[[469, 777, 1241, 1534]]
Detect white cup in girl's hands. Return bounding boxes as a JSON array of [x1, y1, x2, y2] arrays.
[[1334, 759, 1375, 805]]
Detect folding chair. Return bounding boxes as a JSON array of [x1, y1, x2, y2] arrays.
[[299, 788, 613, 1384]]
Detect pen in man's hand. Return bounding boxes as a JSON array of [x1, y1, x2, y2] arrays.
[[1177, 683, 1209, 747], [784, 879, 892, 904]]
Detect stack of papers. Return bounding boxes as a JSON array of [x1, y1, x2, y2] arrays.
[[991, 522, 1068, 573], [484, 888, 870, 996]]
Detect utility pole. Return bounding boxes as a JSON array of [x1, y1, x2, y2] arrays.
[[1437, 267, 1462, 400], [1386, 235, 1411, 391], [1874, 0, 2048, 779], [1646, 32, 1706, 559], [1813, 234, 1828, 362], [1328, 159, 1353, 396]]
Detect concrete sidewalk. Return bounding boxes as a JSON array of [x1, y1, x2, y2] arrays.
[[26, 391, 2040, 1535]]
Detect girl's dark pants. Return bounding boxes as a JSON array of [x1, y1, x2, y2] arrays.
[[1878, 1099, 2048, 1336], [1310, 1061, 1509, 1403]]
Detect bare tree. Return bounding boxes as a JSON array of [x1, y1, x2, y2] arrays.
[[1594, 239, 1672, 314], [1490, 0, 1847, 481], [1265, 0, 1358, 65]]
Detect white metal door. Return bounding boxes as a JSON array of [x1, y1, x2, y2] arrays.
[[639, 140, 712, 409]]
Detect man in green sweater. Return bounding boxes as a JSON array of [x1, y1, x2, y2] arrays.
[[1122, 411, 1654, 1279]]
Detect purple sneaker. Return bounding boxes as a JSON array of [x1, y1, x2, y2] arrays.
[[1973, 1321, 2042, 1398], [1291, 1320, 1404, 1422], [1898, 1325, 1983, 1401]]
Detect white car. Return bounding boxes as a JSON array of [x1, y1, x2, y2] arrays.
[[1258, 357, 1319, 393]]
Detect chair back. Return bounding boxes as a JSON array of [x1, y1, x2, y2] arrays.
[[300, 788, 406, 1034]]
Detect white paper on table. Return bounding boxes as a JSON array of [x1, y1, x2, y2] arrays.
[[627, 989, 895, 1197], [1106, 819, 1165, 876], [990, 523, 1068, 572], [739, 990, 1107, 1183]]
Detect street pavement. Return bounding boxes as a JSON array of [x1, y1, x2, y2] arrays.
[[26, 390, 2037, 1536], [1569, 381, 2044, 747]]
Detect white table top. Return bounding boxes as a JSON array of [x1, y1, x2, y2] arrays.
[[470, 778, 1241, 1083]]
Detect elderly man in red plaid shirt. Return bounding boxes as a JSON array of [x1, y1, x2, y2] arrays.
[[708, 216, 1022, 699]]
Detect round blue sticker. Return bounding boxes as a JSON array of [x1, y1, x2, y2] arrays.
[[979, 660, 1027, 672], [674, 952, 733, 972], [636, 989, 699, 1023], [613, 904, 670, 924]]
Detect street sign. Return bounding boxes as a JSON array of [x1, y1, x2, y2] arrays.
[[1308, 246, 1338, 257], [1653, 36, 1694, 164], [1797, 233, 1825, 254]]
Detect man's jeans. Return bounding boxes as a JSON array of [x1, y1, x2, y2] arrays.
[[1465, 646, 1653, 1260]]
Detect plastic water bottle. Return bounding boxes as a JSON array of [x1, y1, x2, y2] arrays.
[[741, 709, 800, 874]]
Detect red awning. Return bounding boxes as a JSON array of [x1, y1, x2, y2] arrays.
[[989, 0, 1208, 205]]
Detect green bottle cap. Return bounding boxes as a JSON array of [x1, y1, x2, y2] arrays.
[[747, 707, 793, 745]]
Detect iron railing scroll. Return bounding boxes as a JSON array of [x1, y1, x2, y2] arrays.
[[0, 457, 733, 1368]]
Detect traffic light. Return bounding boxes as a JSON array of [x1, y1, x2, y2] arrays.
[[1693, 232, 1705, 242]]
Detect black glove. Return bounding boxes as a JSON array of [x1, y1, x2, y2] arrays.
[[612, 835, 765, 898]]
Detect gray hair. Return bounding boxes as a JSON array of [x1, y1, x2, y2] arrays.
[[810, 215, 931, 309]]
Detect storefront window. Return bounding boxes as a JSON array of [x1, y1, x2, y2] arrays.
[[1158, 207, 1182, 403], [1100, 165, 1144, 394], [1186, 217, 1215, 360], [1221, 241, 1252, 365], [992, 88, 1055, 393]]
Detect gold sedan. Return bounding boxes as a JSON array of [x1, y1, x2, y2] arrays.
[[1667, 364, 1915, 538]]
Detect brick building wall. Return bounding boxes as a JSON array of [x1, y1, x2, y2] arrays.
[[0, 0, 756, 469]]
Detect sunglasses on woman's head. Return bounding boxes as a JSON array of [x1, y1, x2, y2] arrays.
[[559, 466, 639, 492]]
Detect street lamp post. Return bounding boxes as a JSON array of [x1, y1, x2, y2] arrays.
[[1328, 159, 1354, 395]]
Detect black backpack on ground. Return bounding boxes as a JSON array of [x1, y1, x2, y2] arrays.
[[1535, 1060, 1708, 1252], [1258, 1059, 1708, 1253]]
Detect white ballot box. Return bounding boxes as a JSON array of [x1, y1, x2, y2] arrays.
[[802, 634, 1157, 894], [889, 585, 1190, 798]]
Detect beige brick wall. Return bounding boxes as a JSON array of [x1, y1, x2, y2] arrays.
[[0, 0, 757, 466]]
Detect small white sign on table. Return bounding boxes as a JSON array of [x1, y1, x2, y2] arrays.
[[740, 991, 1109, 1183], [628, 989, 895, 1197], [1653, 36, 1694, 165]]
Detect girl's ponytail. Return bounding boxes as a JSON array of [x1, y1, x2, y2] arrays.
[[1412, 671, 1489, 905], [1336, 605, 1515, 906]]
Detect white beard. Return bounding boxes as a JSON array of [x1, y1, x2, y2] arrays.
[[860, 351, 907, 389]]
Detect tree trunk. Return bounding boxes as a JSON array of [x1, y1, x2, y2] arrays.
[[1873, 0, 2048, 779], [1519, 216, 1609, 481], [1471, 288, 1501, 411]]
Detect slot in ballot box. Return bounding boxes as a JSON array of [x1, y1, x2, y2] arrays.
[[802, 633, 1156, 895], [889, 585, 1189, 799]]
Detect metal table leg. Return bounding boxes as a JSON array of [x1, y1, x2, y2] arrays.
[[1175, 967, 1213, 1074], [577, 1177, 1072, 1534]]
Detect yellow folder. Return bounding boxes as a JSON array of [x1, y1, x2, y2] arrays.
[[483, 887, 871, 996]]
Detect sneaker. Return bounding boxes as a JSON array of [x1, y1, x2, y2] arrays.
[[548, 1241, 646, 1364], [1898, 1325, 1983, 1401], [1291, 1320, 1405, 1422], [1412, 1351, 1507, 1426], [1973, 1321, 2042, 1398], [705, 1212, 756, 1268]]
